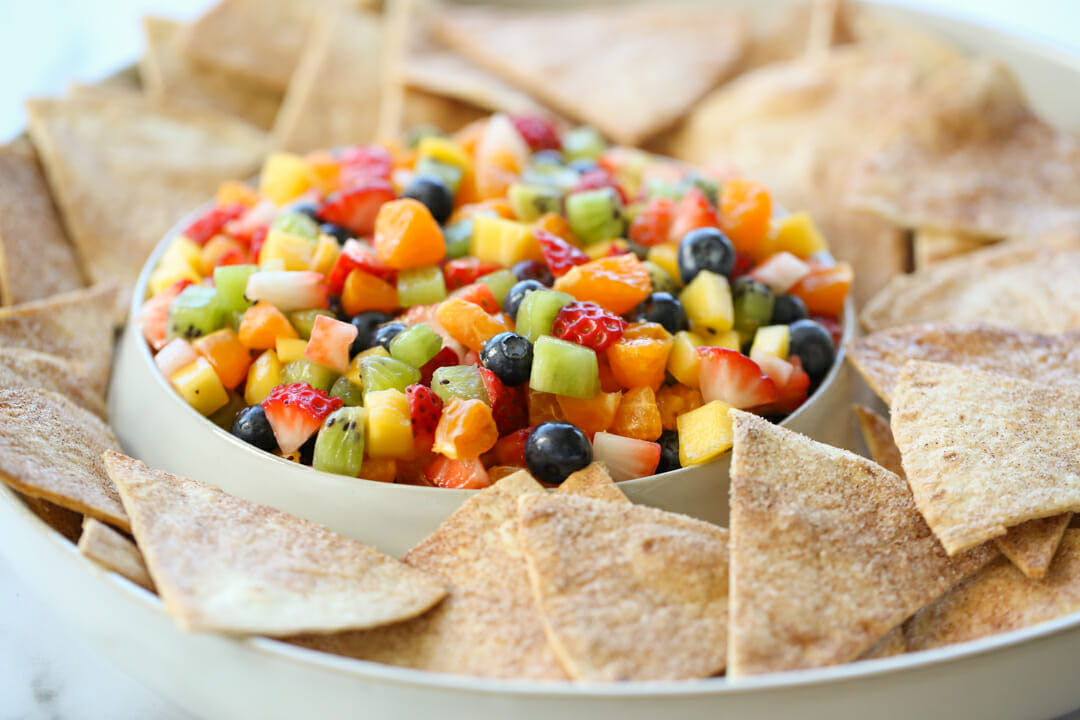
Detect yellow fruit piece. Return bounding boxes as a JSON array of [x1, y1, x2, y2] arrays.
[[584, 240, 628, 260], [769, 212, 828, 259], [646, 243, 681, 286], [259, 152, 312, 206], [171, 356, 230, 416], [258, 229, 318, 271], [677, 400, 734, 466], [216, 180, 259, 207], [667, 330, 705, 387], [470, 215, 543, 266], [418, 136, 471, 169], [365, 389, 414, 459], [276, 337, 309, 363], [149, 236, 203, 295], [310, 234, 341, 275], [680, 270, 733, 333], [244, 349, 282, 405], [656, 384, 703, 432], [749, 325, 790, 360], [344, 345, 390, 385]]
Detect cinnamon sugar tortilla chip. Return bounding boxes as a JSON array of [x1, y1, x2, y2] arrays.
[[19, 493, 84, 543], [435, 3, 748, 146], [292, 471, 566, 679], [858, 626, 906, 660], [26, 92, 266, 312], [0, 143, 83, 306], [0, 285, 116, 396], [78, 518, 155, 592], [141, 16, 282, 130], [906, 530, 1080, 651], [517, 493, 729, 681], [0, 389, 126, 529], [890, 361, 1080, 556], [104, 452, 445, 636], [0, 348, 106, 418], [912, 228, 994, 269], [728, 410, 995, 677], [854, 405, 903, 477], [556, 462, 629, 505]]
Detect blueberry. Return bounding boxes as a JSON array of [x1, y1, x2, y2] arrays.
[[657, 430, 681, 474], [631, 292, 687, 334], [677, 227, 736, 283], [231, 405, 277, 451], [290, 202, 321, 222], [320, 222, 355, 245], [788, 319, 836, 385], [371, 322, 408, 351], [504, 279, 545, 318], [480, 332, 533, 387], [402, 175, 453, 225], [771, 294, 809, 325], [525, 422, 592, 484], [349, 311, 394, 356], [511, 260, 554, 287]]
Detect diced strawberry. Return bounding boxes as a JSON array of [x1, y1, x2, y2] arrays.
[[423, 455, 492, 489], [213, 247, 249, 269], [606, 243, 632, 257], [749, 252, 812, 294], [326, 238, 396, 293], [591, 431, 661, 482], [261, 383, 342, 454], [729, 251, 755, 280], [138, 279, 193, 351], [489, 426, 533, 467], [812, 315, 844, 349], [463, 349, 480, 366], [668, 187, 718, 243], [451, 282, 501, 314], [764, 356, 810, 415], [535, 227, 589, 277], [419, 346, 461, 386], [182, 203, 247, 246], [509, 115, 561, 152], [443, 257, 503, 291], [478, 367, 529, 435], [154, 337, 198, 380], [628, 196, 674, 247], [570, 167, 628, 204], [338, 145, 393, 188], [318, 180, 395, 237], [696, 347, 778, 409], [245, 270, 328, 311], [551, 301, 627, 352], [752, 354, 794, 389], [304, 315, 358, 374], [406, 383, 444, 436], [224, 200, 277, 247]]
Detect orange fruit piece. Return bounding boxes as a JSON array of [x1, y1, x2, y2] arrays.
[[610, 386, 663, 441], [199, 235, 248, 275], [552, 253, 652, 315], [192, 328, 253, 390], [304, 150, 341, 195], [534, 212, 580, 246], [788, 262, 853, 317], [656, 384, 704, 432], [238, 301, 298, 350], [374, 198, 446, 269], [216, 180, 259, 207], [606, 322, 674, 391], [528, 388, 565, 426], [341, 268, 399, 316], [720, 178, 772, 259], [358, 457, 397, 483], [557, 390, 622, 436], [596, 353, 623, 393], [433, 398, 499, 459], [435, 297, 514, 352], [448, 198, 515, 224]]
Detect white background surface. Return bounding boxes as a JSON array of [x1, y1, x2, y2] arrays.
[[1, 1, 1079, 718]]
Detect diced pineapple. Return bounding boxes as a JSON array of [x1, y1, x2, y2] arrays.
[[680, 270, 734, 333], [470, 215, 543, 266], [646, 243, 681, 287], [310, 234, 341, 275], [276, 337, 309, 363], [417, 136, 471, 169], [171, 356, 230, 416], [584, 239, 629, 259], [667, 330, 705, 386], [692, 326, 741, 351], [259, 152, 311, 206], [258, 229, 318, 270], [677, 400, 734, 466], [365, 389, 414, 459], [148, 236, 203, 295], [244, 349, 282, 405], [769, 212, 828, 259], [750, 325, 790, 360]]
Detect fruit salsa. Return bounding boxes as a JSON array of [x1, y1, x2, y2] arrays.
[[138, 113, 851, 489]]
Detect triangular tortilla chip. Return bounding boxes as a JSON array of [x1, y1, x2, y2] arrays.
[[854, 405, 903, 476], [26, 92, 266, 312], [905, 530, 1080, 652], [517, 493, 729, 681], [0, 347, 106, 418], [858, 626, 905, 660], [292, 471, 566, 679], [860, 241, 1080, 333], [727, 410, 995, 677], [435, 3, 748, 146], [272, 8, 382, 152], [141, 16, 282, 130], [19, 493, 84, 543], [103, 452, 445, 636], [78, 518, 155, 592], [912, 228, 993, 269], [891, 361, 1080, 556], [0, 389, 126, 529], [556, 462, 629, 505], [0, 143, 84, 306], [0, 284, 116, 395]]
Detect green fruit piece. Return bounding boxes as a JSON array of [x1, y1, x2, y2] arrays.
[[691, 175, 720, 207], [643, 260, 678, 294], [566, 187, 625, 246], [167, 285, 225, 342], [732, 277, 775, 346], [477, 269, 517, 307], [431, 365, 489, 404], [414, 157, 463, 194], [644, 177, 683, 200], [207, 391, 247, 431], [529, 336, 599, 399], [213, 264, 258, 315], [389, 322, 442, 368], [562, 126, 607, 161], [281, 359, 339, 392], [360, 355, 420, 398], [313, 406, 367, 476], [272, 210, 320, 240], [397, 265, 447, 307], [288, 309, 336, 339], [521, 162, 579, 193], [329, 375, 364, 407], [407, 124, 444, 147], [443, 218, 473, 259], [515, 289, 574, 343], [508, 183, 563, 221]]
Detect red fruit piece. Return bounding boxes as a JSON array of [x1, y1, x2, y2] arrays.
[[248, 225, 270, 258], [338, 144, 393, 188], [536, 228, 589, 277], [451, 282, 501, 314], [182, 203, 246, 245], [490, 426, 533, 467], [509, 115, 561, 152], [478, 367, 529, 435], [443, 257, 503, 291], [304, 315, 358, 374], [769, 356, 811, 415], [628, 197, 674, 247], [326, 239, 396, 294], [424, 455, 492, 489], [138, 279, 193, 351], [571, 167, 628, 204], [591, 431, 661, 482], [261, 382, 343, 454], [318, 180, 395, 237], [668, 187, 718, 243], [811, 315, 844, 349], [419, 346, 461, 386], [730, 251, 755, 280], [406, 383, 444, 436], [696, 347, 777, 409], [551, 301, 628, 352]]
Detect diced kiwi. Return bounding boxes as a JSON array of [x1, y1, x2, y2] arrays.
[[431, 365, 489, 404], [414, 156, 464, 194], [562, 126, 607, 161], [288, 309, 336, 339], [207, 391, 247, 431], [214, 264, 258, 314], [443, 218, 474, 259], [313, 406, 367, 476], [643, 260, 678, 294], [281, 359, 339, 392], [388, 322, 442, 368], [732, 277, 775, 346], [329, 375, 364, 407], [397, 265, 447, 307], [477, 269, 517, 307], [360, 355, 420, 398], [272, 210, 320, 240], [515, 289, 574, 342], [167, 285, 225, 342], [508, 183, 563, 222], [521, 162, 580, 193], [691, 175, 720, 207], [529, 336, 599, 399], [566, 187, 625, 246]]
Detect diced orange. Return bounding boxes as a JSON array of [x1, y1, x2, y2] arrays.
[[199, 235, 248, 275], [435, 297, 514, 352], [192, 328, 252, 390], [373, 198, 446, 269], [305, 150, 341, 195], [788, 262, 853, 317], [433, 398, 499, 459], [610, 386, 663, 441], [720, 178, 773, 259], [448, 198, 515, 224], [656, 384, 704, 431], [606, 322, 674, 391], [451, 282, 500, 314], [238, 301, 298, 350], [557, 391, 622, 437], [528, 389, 565, 426], [596, 353, 622, 393], [475, 149, 523, 201], [552, 254, 652, 315], [216, 180, 259, 207], [453, 118, 487, 156], [358, 457, 397, 483], [341, 268, 399, 315], [534, 213, 580, 246]]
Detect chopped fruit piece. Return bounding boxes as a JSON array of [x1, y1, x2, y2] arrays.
[[766, 356, 811, 414], [397, 265, 447, 307], [183, 203, 247, 246], [753, 354, 795, 390], [533, 212, 578, 245], [562, 126, 606, 161], [329, 375, 363, 406], [214, 264, 258, 315], [571, 166, 627, 204], [697, 347, 778, 409], [341, 269, 399, 316], [327, 239, 396, 294], [668, 187, 718, 244], [374, 198, 446, 269], [360, 355, 420, 397], [646, 243, 680, 288], [424, 455, 492, 489], [489, 426, 533, 467], [629, 196, 675, 247], [140, 279, 193, 351], [720, 178, 772, 258], [510, 115, 561, 152], [304, 315, 358, 374], [287, 309, 334, 340], [528, 388, 566, 425], [656, 384, 704, 431], [515, 289, 574, 342], [551, 301, 627, 352], [476, 269, 517, 308], [389, 322, 442, 369], [474, 114, 529, 200], [338, 144, 393, 186], [431, 364, 489, 404], [245, 270, 327, 312], [666, 330, 704, 387], [403, 175, 454, 225], [257, 228, 317, 271], [451, 282, 501, 314], [749, 325, 790, 361], [606, 322, 673, 391], [749, 251, 811, 294], [419, 346, 461, 386], [318, 180, 395, 237], [417, 135, 471, 169], [478, 367, 529, 435], [787, 263, 853, 317], [433, 398, 499, 459], [148, 237, 202, 296], [280, 358, 337, 392], [536, 227, 589, 277], [591, 432, 661, 482], [565, 187, 624, 246], [155, 337, 199, 381], [313, 407, 367, 477], [552, 253, 651, 315], [610, 386, 663, 441], [530, 336, 600, 399], [470, 215, 543, 266], [443, 257, 502, 290], [595, 352, 622, 393], [732, 276, 775, 345], [192, 328, 252, 390], [171, 356, 230, 416], [693, 325, 741, 350], [679, 270, 733, 333], [238, 301, 299, 350], [508, 183, 562, 222], [364, 389, 414, 459], [358, 457, 397, 483], [524, 421, 592, 484], [406, 383, 444, 437], [216, 181, 259, 207], [556, 390, 621, 436], [244, 349, 282, 405], [677, 400, 734, 466], [199, 234, 248, 274], [259, 152, 311, 205], [435, 296, 514, 352], [276, 337, 309, 364], [768, 211, 828, 258], [260, 382, 342, 454], [166, 285, 225, 343]]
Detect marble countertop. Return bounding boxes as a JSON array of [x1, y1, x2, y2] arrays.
[[2, 1, 1080, 718]]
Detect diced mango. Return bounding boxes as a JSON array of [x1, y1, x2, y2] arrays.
[[275, 337, 309, 363], [171, 356, 230, 416], [470, 215, 543, 267], [258, 229, 318, 271], [749, 325, 790, 360], [365, 389, 414, 459], [677, 400, 735, 466], [769, 212, 828, 259], [680, 270, 733, 333], [259, 152, 312, 206], [667, 330, 705, 387], [244, 349, 282, 405]]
